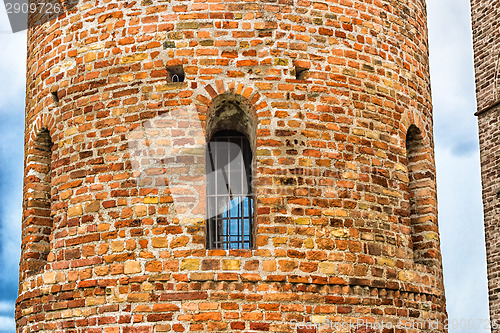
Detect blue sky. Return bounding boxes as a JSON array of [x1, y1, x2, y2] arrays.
[[0, 5, 27, 330], [0, 0, 490, 332]]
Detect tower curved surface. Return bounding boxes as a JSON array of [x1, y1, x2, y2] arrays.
[[17, 0, 447, 331]]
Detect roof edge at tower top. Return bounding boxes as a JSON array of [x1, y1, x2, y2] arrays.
[[475, 100, 500, 116]]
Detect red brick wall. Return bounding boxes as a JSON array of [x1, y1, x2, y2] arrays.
[[17, 0, 447, 331], [477, 105, 500, 327], [471, 0, 500, 326], [471, 0, 500, 113]]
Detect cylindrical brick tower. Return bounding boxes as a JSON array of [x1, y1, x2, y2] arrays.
[[17, 0, 447, 331]]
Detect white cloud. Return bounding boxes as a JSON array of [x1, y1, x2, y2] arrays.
[[0, 315, 15, 332], [0, 300, 15, 332], [0, 301, 14, 313]]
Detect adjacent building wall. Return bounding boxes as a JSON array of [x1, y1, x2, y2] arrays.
[[471, 0, 500, 327]]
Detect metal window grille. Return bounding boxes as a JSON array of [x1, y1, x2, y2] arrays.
[[206, 131, 253, 249]]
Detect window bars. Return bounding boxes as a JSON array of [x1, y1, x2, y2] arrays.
[[206, 131, 253, 249]]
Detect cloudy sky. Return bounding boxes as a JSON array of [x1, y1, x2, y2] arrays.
[[0, 0, 490, 332], [427, 1, 490, 329]]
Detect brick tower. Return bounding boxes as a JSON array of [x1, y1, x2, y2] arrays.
[[17, 0, 447, 331], [471, 0, 500, 327]]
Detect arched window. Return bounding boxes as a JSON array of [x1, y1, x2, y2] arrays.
[[406, 125, 439, 266], [206, 131, 253, 249], [22, 128, 53, 275]]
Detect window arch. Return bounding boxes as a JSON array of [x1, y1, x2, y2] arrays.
[[205, 93, 257, 250], [406, 125, 439, 266], [22, 128, 53, 275], [206, 130, 254, 249]]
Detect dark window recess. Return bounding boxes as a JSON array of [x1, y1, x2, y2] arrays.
[[166, 65, 185, 83], [295, 66, 309, 80], [206, 131, 253, 249], [51, 91, 59, 106]]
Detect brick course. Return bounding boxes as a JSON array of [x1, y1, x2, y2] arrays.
[[17, 0, 447, 331]]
